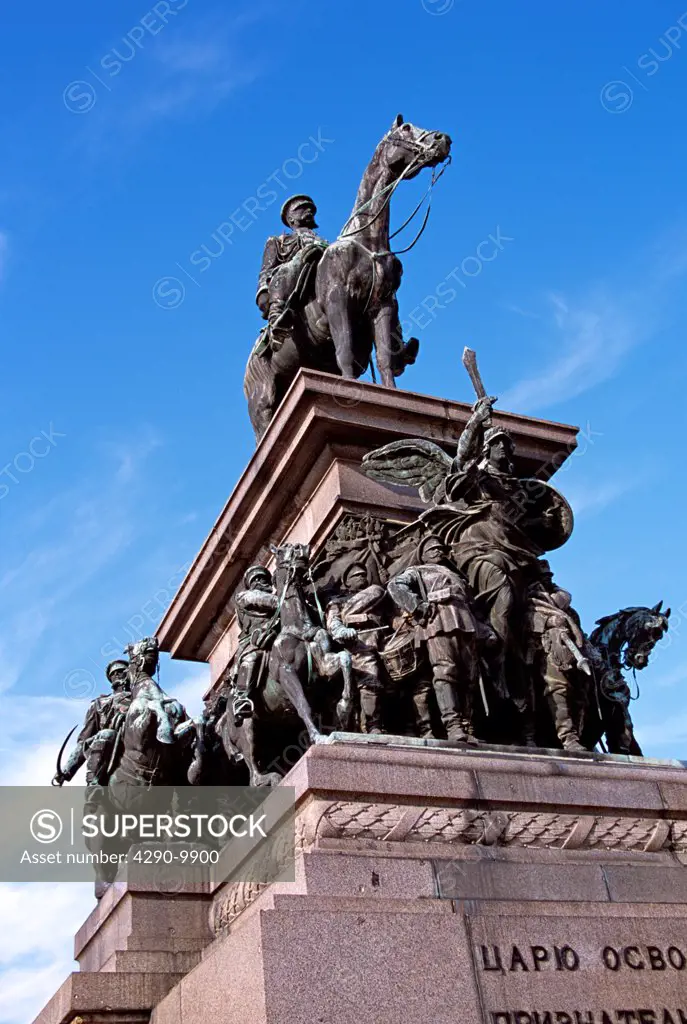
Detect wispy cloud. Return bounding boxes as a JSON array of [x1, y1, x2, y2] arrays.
[[564, 476, 637, 519], [0, 431, 165, 697], [69, 13, 263, 163], [501, 290, 642, 412], [502, 230, 687, 413]]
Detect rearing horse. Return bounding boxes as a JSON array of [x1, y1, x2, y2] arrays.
[[244, 115, 452, 438], [219, 543, 354, 787], [108, 638, 194, 806]]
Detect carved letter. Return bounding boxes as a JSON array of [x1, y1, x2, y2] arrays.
[[668, 947, 686, 970], [603, 947, 621, 970], [510, 946, 529, 972], [481, 945, 503, 972], [554, 946, 580, 971], [531, 946, 550, 971], [647, 947, 666, 970], [623, 946, 645, 970]]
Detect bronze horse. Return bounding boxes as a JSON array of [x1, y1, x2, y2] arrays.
[[219, 543, 354, 787], [244, 115, 452, 438], [581, 602, 670, 755]]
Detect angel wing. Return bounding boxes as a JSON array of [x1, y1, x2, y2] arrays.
[[361, 439, 453, 505]]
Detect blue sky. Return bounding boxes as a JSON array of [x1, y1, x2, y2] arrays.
[[1, 0, 687, 1019]]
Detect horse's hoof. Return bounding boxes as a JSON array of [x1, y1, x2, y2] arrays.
[[251, 772, 283, 788]]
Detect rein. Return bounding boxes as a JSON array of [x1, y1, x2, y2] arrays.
[[338, 125, 451, 253]]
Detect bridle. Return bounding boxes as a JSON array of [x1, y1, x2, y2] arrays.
[[339, 125, 451, 255]]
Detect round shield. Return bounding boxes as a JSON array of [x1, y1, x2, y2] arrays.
[[518, 479, 574, 552]]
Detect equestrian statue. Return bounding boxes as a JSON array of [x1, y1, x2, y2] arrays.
[[244, 114, 452, 439]]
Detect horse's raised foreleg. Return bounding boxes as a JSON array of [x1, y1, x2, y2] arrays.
[[373, 304, 399, 389]]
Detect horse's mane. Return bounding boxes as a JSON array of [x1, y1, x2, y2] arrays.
[[590, 606, 650, 645]]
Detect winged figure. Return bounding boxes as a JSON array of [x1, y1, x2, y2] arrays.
[[361, 396, 574, 746], [361, 438, 453, 505]]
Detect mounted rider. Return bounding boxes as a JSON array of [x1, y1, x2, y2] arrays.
[[52, 659, 131, 787], [256, 195, 328, 350], [230, 565, 280, 725]]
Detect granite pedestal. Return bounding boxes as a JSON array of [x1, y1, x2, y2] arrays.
[[34, 739, 687, 1024]]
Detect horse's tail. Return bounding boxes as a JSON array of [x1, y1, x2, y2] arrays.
[[244, 334, 278, 440]]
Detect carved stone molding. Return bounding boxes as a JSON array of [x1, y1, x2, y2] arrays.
[[307, 800, 685, 855], [209, 798, 687, 937]]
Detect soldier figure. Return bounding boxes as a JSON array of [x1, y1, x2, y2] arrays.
[[326, 562, 388, 734], [387, 535, 483, 743], [525, 561, 588, 752], [53, 659, 131, 786], [256, 195, 328, 349], [231, 565, 279, 725]]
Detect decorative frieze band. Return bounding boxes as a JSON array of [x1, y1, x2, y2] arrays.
[[210, 798, 687, 937], [310, 801, 685, 854]]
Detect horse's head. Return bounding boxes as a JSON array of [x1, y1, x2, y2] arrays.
[[381, 113, 452, 180], [271, 542, 311, 585], [623, 602, 670, 670], [593, 602, 670, 671], [125, 636, 160, 689]]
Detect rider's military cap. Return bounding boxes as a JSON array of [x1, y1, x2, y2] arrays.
[[105, 659, 129, 682], [280, 194, 317, 227], [244, 564, 272, 587]]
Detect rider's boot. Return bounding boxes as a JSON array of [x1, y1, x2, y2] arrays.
[[268, 299, 291, 351], [360, 687, 385, 735], [232, 691, 255, 727]]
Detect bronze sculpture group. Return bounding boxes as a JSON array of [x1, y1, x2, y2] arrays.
[[53, 115, 672, 803]]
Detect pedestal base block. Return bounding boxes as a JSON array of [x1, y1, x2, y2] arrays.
[[33, 741, 687, 1024]]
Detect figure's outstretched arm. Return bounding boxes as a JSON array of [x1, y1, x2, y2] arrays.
[[453, 396, 496, 472]]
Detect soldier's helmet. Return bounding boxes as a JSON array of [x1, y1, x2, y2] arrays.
[[482, 425, 514, 453], [280, 194, 317, 227], [244, 565, 272, 589], [342, 562, 368, 587]]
